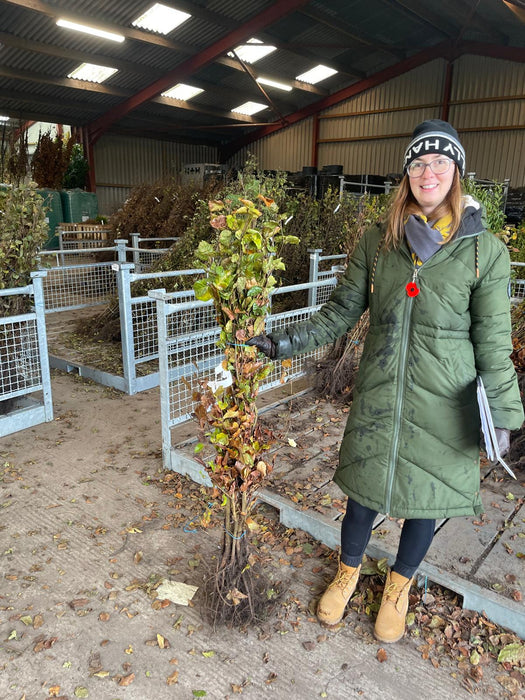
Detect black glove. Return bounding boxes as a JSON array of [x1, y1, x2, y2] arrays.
[[495, 428, 511, 457], [246, 334, 276, 359]]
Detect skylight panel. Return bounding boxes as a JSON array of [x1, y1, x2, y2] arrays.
[[131, 3, 191, 35], [231, 101, 267, 116], [161, 83, 204, 100], [228, 38, 277, 64], [295, 64, 338, 84], [256, 77, 293, 92], [67, 63, 118, 83], [56, 19, 125, 43]]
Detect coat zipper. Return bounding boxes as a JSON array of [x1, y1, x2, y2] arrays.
[[384, 266, 418, 515]]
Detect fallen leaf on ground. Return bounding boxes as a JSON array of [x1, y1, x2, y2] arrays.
[[118, 673, 135, 686], [376, 648, 388, 663], [157, 633, 170, 649], [166, 671, 179, 685], [34, 637, 58, 653]]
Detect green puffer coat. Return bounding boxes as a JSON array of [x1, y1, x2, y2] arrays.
[[270, 207, 524, 519]]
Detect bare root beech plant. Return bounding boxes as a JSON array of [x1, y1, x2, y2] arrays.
[[192, 194, 298, 626]]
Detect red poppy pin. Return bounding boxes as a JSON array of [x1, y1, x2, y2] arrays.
[[406, 282, 420, 297]]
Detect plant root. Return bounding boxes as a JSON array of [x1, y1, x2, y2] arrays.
[[201, 545, 281, 630]]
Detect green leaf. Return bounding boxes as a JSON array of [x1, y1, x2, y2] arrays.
[[194, 279, 212, 301], [192, 691, 207, 698], [226, 215, 238, 230], [194, 443, 204, 454], [74, 687, 89, 698], [470, 650, 480, 665], [213, 432, 229, 446], [497, 643, 525, 665], [195, 240, 216, 260], [201, 650, 215, 657]]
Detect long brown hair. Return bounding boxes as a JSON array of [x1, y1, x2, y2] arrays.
[[384, 167, 464, 249]]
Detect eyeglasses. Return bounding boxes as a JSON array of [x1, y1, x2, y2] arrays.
[[407, 158, 454, 178]]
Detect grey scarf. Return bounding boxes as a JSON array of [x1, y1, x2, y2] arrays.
[[404, 214, 445, 263]]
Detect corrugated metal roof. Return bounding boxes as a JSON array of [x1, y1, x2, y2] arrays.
[[0, 0, 523, 151]]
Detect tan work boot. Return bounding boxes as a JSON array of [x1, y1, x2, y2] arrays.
[[374, 569, 413, 643], [317, 561, 361, 627]]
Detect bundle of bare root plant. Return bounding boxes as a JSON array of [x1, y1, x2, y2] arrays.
[[192, 192, 298, 627], [313, 311, 369, 402]]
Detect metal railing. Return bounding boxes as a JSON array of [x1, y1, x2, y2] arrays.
[[0, 272, 53, 437], [38, 244, 338, 395], [150, 276, 338, 476], [511, 261, 524, 304], [129, 233, 179, 271], [308, 249, 346, 306], [115, 264, 205, 394], [38, 240, 127, 312], [57, 228, 113, 264]]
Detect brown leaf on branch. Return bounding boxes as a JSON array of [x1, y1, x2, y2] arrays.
[[226, 588, 248, 606], [210, 215, 227, 229], [257, 194, 274, 207]]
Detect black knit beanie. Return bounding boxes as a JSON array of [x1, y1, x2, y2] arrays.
[[403, 119, 466, 176]]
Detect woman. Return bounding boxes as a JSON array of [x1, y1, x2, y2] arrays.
[[248, 120, 524, 643]]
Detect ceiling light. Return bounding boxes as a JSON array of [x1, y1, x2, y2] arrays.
[[161, 83, 204, 100], [228, 38, 277, 64], [68, 63, 118, 83], [0, 115, 9, 122], [256, 77, 293, 92], [57, 19, 125, 43], [296, 64, 338, 84], [231, 101, 267, 116], [132, 3, 191, 35]]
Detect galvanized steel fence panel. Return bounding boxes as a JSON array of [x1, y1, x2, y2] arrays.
[[129, 234, 180, 272], [511, 262, 524, 304], [41, 261, 118, 312], [0, 272, 53, 437], [152, 275, 339, 474]]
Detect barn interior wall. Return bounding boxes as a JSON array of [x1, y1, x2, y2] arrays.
[[94, 134, 219, 215], [228, 56, 525, 187], [92, 54, 524, 216]]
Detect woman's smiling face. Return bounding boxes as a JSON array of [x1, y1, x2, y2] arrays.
[[408, 153, 456, 216]]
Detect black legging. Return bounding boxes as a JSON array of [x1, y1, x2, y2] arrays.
[[340, 497, 435, 579]]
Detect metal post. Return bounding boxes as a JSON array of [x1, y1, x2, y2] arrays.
[[58, 230, 66, 266], [130, 233, 140, 268], [115, 239, 128, 263], [115, 263, 136, 394], [502, 178, 510, 211], [384, 180, 392, 195], [308, 249, 322, 307], [151, 290, 171, 470], [31, 271, 53, 422]]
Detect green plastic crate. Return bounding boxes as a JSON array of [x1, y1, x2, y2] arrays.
[[60, 189, 98, 224], [36, 188, 63, 249]]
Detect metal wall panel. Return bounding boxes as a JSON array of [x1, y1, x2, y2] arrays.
[[230, 117, 314, 172], [316, 61, 445, 176], [228, 57, 525, 186], [321, 60, 446, 117], [94, 135, 218, 214], [450, 55, 525, 186]]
